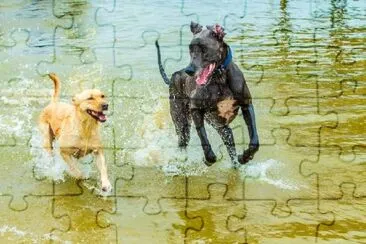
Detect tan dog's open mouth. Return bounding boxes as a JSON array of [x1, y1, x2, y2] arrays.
[[87, 109, 107, 122]]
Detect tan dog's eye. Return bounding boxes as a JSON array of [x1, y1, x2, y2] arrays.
[[88, 97, 93, 100], [101, 95, 105, 98]]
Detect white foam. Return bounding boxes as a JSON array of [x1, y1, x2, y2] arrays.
[[130, 100, 177, 163], [0, 225, 61, 242], [0, 225, 26, 237], [128, 98, 224, 175], [241, 159, 300, 190], [29, 129, 68, 182], [29, 128, 93, 182]]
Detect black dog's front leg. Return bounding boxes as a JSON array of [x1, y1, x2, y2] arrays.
[[191, 109, 217, 165], [239, 104, 259, 164]]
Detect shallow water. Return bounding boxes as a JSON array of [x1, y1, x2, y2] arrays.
[[0, 0, 365, 243]]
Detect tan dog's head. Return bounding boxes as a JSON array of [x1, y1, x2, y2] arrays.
[[72, 89, 108, 123]]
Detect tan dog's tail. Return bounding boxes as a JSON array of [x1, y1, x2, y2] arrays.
[[48, 73, 60, 103]]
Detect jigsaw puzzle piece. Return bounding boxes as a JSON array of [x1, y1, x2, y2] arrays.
[[286, 199, 335, 243], [0, 30, 51, 94], [250, 97, 336, 147], [97, 196, 201, 243], [243, 128, 319, 216], [309, 0, 333, 19], [309, 0, 364, 21], [51, 182, 116, 242], [36, 46, 132, 98], [95, 0, 191, 49], [0, 1, 73, 83], [0, 133, 16, 147], [300, 146, 366, 199], [0, 93, 49, 146], [115, 166, 185, 214], [0, 147, 53, 210], [227, 200, 275, 243], [283, 97, 338, 147], [237, 48, 321, 117], [161, 44, 190, 77], [187, 167, 244, 200], [186, 183, 246, 243], [34, 3, 132, 97], [319, 93, 366, 154], [292, 27, 329, 76], [0, 101, 28, 146], [228, 198, 334, 243], [335, 76, 366, 97], [0, 195, 69, 243], [0, 1, 73, 47], [52, 0, 115, 52], [112, 97, 163, 150], [112, 32, 169, 98], [319, 183, 366, 243]]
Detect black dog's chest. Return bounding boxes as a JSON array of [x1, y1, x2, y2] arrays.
[[190, 85, 222, 109], [189, 71, 231, 110]]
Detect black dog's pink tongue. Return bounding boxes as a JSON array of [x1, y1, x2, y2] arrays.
[[196, 63, 215, 85]]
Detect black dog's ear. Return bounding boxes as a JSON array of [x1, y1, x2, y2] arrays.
[[190, 21, 202, 34], [207, 24, 226, 41]]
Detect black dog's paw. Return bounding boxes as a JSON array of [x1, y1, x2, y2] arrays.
[[238, 144, 259, 164], [231, 161, 240, 169], [203, 148, 217, 166], [178, 141, 188, 149]]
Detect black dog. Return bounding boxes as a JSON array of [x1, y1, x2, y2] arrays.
[[155, 22, 259, 166]]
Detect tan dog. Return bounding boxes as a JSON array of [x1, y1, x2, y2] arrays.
[[39, 73, 111, 192]]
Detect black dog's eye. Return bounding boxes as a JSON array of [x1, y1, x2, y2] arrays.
[[201, 46, 207, 53]]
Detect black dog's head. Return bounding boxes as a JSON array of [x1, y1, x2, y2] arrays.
[[185, 22, 227, 85]]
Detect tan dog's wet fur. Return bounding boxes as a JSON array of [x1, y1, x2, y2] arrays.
[[39, 73, 111, 192]]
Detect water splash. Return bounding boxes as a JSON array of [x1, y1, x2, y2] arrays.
[[29, 128, 93, 182], [0, 225, 61, 243], [241, 159, 300, 190], [130, 98, 218, 176]]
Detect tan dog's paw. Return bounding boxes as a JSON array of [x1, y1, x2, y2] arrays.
[[68, 167, 85, 180]]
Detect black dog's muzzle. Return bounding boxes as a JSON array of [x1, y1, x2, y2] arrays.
[[184, 64, 196, 76]]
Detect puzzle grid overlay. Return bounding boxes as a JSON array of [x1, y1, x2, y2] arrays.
[[0, 0, 365, 243]]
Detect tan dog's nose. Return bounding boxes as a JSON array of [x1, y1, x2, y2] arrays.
[[102, 104, 108, 111]]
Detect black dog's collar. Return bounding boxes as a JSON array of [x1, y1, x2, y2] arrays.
[[217, 46, 232, 71]]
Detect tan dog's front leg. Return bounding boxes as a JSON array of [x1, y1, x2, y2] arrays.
[[94, 149, 111, 192], [60, 151, 84, 179], [39, 122, 53, 155]]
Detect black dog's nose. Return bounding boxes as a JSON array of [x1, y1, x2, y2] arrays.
[[102, 104, 108, 110], [184, 65, 195, 76]]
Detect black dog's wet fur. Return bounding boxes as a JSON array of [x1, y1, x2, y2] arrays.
[[155, 22, 259, 166]]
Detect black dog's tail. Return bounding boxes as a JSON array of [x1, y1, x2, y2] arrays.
[[155, 40, 171, 86]]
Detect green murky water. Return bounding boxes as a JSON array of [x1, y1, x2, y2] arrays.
[[0, 0, 365, 243]]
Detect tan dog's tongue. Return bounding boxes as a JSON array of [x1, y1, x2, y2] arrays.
[[196, 63, 215, 85], [98, 113, 106, 122]]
